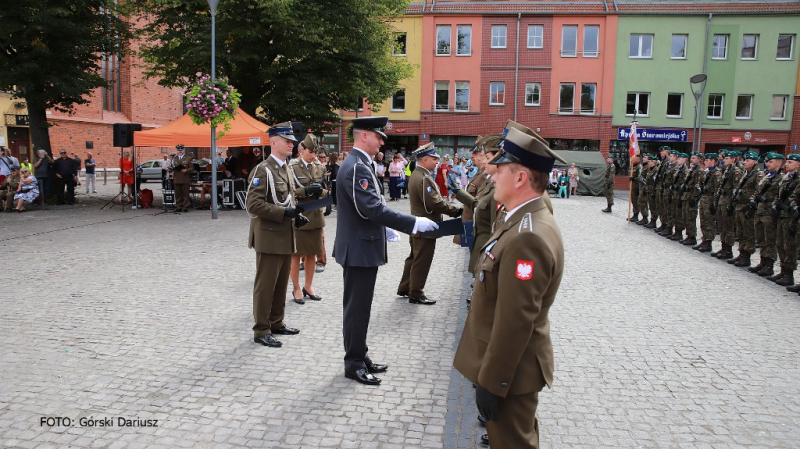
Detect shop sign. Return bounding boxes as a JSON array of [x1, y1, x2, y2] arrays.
[[386, 122, 393, 130], [732, 137, 742, 143], [395, 128, 406, 133], [754, 137, 768, 143], [618, 127, 687, 142], [744, 132, 752, 141]]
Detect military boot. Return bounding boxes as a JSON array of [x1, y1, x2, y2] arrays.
[[628, 213, 638, 223], [716, 244, 734, 260], [645, 219, 658, 229], [710, 244, 722, 257], [748, 258, 765, 273], [767, 266, 786, 281], [601, 206, 612, 213], [654, 223, 665, 232], [682, 236, 697, 246], [727, 252, 743, 264], [734, 251, 752, 267], [757, 258, 774, 277], [669, 229, 684, 241], [659, 227, 674, 237], [776, 271, 795, 286], [786, 283, 800, 293], [636, 217, 649, 225]]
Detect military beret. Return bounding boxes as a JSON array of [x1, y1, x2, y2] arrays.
[[725, 150, 741, 158], [669, 149, 679, 155], [690, 151, 704, 159], [764, 152, 785, 161], [412, 142, 440, 159], [641, 153, 650, 159], [676, 152, 688, 159], [269, 121, 298, 142], [659, 145, 672, 152], [703, 153, 718, 160], [787, 153, 800, 162], [742, 151, 760, 161]]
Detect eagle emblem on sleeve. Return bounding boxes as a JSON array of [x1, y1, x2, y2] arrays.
[[360, 179, 369, 190], [516, 260, 534, 280]]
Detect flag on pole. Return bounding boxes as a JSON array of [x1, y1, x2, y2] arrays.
[[629, 121, 639, 159]]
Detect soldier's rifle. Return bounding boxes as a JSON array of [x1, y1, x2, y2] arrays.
[[747, 173, 777, 219]]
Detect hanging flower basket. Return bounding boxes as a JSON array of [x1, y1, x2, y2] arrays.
[[185, 76, 242, 137]]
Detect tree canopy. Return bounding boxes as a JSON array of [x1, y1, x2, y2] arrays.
[[0, 0, 132, 152], [136, 0, 412, 131]]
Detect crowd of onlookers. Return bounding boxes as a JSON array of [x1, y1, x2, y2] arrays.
[[547, 163, 581, 198]]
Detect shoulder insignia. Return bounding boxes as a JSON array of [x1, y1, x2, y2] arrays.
[[518, 212, 533, 233], [516, 260, 534, 280], [427, 186, 433, 194], [360, 179, 369, 190], [253, 178, 260, 186]]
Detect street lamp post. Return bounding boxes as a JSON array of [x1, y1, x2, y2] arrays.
[[208, 0, 220, 219], [690, 73, 707, 153]]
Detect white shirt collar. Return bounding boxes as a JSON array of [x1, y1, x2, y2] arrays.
[[270, 154, 285, 167], [505, 197, 542, 222], [352, 147, 372, 161]]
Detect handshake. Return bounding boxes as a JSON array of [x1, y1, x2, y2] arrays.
[[284, 207, 310, 228]]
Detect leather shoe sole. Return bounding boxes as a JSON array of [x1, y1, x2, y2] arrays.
[[409, 296, 436, 305], [345, 369, 381, 385], [366, 362, 388, 373], [272, 325, 300, 335], [254, 334, 282, 347]]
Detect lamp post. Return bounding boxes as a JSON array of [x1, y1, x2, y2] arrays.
[[208, 0, 220, 219], [690, 73, 707, 153]]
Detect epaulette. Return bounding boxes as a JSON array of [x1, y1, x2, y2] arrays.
[[518, 212, 533, 233]]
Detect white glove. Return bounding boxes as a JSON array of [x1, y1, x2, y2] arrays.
[[415, 217, 439, 233]]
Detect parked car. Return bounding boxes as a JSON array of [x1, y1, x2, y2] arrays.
[[139, 160, 165, 182]]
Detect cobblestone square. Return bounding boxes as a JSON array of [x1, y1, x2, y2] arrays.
[[2, 186, 799, 448]]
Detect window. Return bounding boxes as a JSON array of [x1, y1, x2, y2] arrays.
[[580, 84, 596, 114], [436, 25, 451, 56], [741, 34, 758, 59], [712, 34, 728, 59], [666, 93, 683, 117], [527, 25, 543, 48], [777, 34, 795, 59], [626, 92, 650, 116], [391, 89, 406, 112], [629, 34, 653, 58], [671, 35, 687, 59], [524, 83, 541, 106], [489, 82, 505, 105], [559, 83, 575, 113], [771, 95, 788, 119], [583, 26, 599, 57], [435, 81, 449, 110], [735, 95, 753, 119], [456, 25, 472, 56], [101, 52, 121, 112], [393, 33, 407, 56], [707, 94, 724, 119], [491, 25, 507, 48], [455, 82, 470, 111], [561, 26, 577, 57]]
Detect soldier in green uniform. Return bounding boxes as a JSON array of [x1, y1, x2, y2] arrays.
[[748, 153, 784, 276], [635, 154, 652, 225], [679, 152, 704, 246], [644, 153, 662, 228], [669, 153, 689, 241], [454, 145, 489, 247], [629, 155, 642, 222], [693, 153, 721, 252], [711, 151, 742, 260], [768, 153, 800, 287], [727, 151, 761, 267], [246, 122, 306, 348], [657, 150, 678, 236], [601, 154, 615, 213], [652, 146, 672, 230], [288, 134, 328, 304], [397, 143, 463, 305]]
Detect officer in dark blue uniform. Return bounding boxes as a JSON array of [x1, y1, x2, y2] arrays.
[[333, 116, 439, 385]]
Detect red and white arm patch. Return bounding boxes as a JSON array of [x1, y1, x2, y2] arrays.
[[515, 260, 534, 280]]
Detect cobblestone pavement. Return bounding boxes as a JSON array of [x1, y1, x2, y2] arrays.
[[2, 186, 800, 448]]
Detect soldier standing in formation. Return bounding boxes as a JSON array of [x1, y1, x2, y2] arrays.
[[728, 152, 762, 267], [397, 143, 462, 305], [634, 154, 651, 225], [288, 133, 327, 304], [601, 154, 615, 213], [710, 151, 742, 259], [749, 153, 785, 276], [769, 154, 800, 287], [656, 150, 678, 236], [246, 122, 306, 348], [668, 152, 689, 241], [693, 153, 721, 252], [678, 152, 704, 246], [629, 155, 642, 222]]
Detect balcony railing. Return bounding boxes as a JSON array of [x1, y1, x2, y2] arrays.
[[5, 114, 30, 126]]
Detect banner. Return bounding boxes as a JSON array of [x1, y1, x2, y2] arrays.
[[618, 128, 688, 142]]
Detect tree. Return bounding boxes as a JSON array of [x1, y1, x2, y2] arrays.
[[0, 0, 132, 153], [136, 0, 412, 131]]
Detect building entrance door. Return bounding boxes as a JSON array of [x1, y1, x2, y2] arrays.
[[7, 127, 30, 159]]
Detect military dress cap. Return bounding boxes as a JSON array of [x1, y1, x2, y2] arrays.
[[499, 120, 551, 149], [703, 153, 718, 160], [691, 151, 704, 159], [351, 116, 388, 139], [491, 128, 564, 173], [301, 133, 319, 151], [476, 133, 503, 152], [787, 153, 800, 162], [176, 144, 185, 150], [268, 121, 297, 141], [412, 142, 440, 159], [764, 152, 785, 161], [743, 151, 760, 161]]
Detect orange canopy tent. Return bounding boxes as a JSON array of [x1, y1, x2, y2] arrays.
[[133, 108, 270, 147]]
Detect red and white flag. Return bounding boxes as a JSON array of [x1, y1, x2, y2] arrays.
[[629, 121, 639, 159]]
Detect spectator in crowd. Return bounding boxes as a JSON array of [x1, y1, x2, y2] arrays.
[[1, 165, 21, 211], [33, 149, 53, 204], [388, 153, 405, 201], [72, 153, 82, 187], [53, 149, 77, 205], [435, 154, 450, 199], [13, 166, 39, 212], [558, 169, 570, 198], [84, 152, 97, 194], [161, 154, 172, 188], [20, 155, 33, 175], [459, 155, 469, 187], [450, 156, 464, 193], [326, 151, 340, 207], [374, 151, 387, 189], [548, 169, 559, 193], [568, 162, 579, 196], [224, 149, 237, 179], [401, 154, 412, 198], [0, 147, 19, 183], [119, 150, 135, 203], [238, 146, 256, 179]]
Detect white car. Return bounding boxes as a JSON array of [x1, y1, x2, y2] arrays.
[[138, 160, 166, 182]]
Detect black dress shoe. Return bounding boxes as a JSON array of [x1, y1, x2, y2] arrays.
[[272, 324, 300, 335], [480, 433, 489, 446], [302, 287, 321, 301], [409, 295, 436, 305], [396, 291, 409, 297], [477, 414, 486, 426], [365, 360, 388, 373], [345, 368, 381, 385], [254, 334, 282, 347]]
